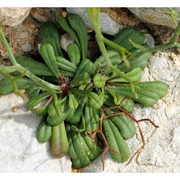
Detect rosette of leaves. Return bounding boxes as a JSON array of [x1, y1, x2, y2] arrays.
[[1, 8, 179, 171]]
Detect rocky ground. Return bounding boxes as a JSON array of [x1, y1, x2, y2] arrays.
[[0, 7, 180, 173]]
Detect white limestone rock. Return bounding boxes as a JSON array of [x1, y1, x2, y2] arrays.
[[0, 93, 72, 172], [128, 8, 180, 29], [0, 8, 32, 27], [60, 33, 74, 51]]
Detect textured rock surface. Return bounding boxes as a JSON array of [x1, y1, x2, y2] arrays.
[[30, 8, 62, 23], [0, 93, 72, 172], [0, 8, 63, 60], [67, 8, 123, 35], [101, 8, 140, 27], [0, 8, 174, 61], [0, 16, 40, 60], [0, 52, 179, 172], [0, 8, 32, 27], [128, 8, 180, 29]]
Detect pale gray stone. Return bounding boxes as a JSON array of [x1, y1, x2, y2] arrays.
[[67, 8, 122, 35], [0, 8, 32, 27], [60, 33, 74, 51], [21, 44, 32, 52], [128, 8, 180, 28], [30, 8, 62, 23], [0, 93, 72, 172], [145, 34, 155, 47]]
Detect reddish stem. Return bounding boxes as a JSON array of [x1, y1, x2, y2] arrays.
[[87, 96, 159, 170], [102, 96, 159, 166]]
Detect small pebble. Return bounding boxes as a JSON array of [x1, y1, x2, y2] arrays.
[[12, 106, 19, 112], [145, 34, 155, 47]]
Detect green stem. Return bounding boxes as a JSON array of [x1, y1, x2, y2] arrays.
[[133, 42, 174, 60], [0, 70, 20, 94], [0, 68, 28, 100], [168, 8, 180, 26], [0, 65, 20, 74], [0, 69, 14, 80], [134, 21, 180, 60], [16, 64, 60, 92], [103, 37, 131, 68], [103, 37, 131, 55], [96, 35, 137, 98], [111, 66, 137, 98], [95, 34, 112, 69], [0, 25, 60, 94], [87, 9, 138, 98], [0, 27, 17, 65]]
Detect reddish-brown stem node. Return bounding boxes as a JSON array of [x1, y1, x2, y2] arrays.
[[137, 119, 159, 128], [119, 96, 131, 107], [58, 75, 70, 96]]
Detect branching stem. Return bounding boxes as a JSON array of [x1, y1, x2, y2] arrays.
[[87, 8, 138, 98], [133, 21, 180, 60], [0, 25, 60, 95]]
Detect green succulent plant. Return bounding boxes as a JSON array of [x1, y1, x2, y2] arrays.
[[0, 8, 179, 171]]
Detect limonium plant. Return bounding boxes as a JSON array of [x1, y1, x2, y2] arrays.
[[0, 8, 179, 171]]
